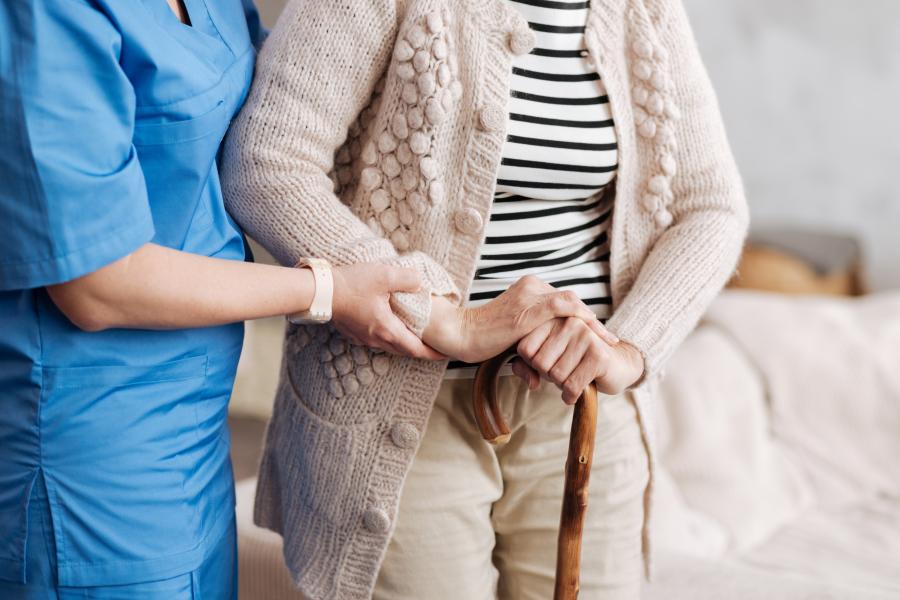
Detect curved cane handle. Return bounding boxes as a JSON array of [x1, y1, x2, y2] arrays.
[[472, 346, 519, 444]]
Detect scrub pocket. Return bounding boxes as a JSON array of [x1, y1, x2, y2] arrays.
[[133, 98, 229, 248], [38, 355, 212, 586]]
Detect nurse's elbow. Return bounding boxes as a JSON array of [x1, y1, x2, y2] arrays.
[[64, 306, 111, 332], [46, 285, 115, 332]]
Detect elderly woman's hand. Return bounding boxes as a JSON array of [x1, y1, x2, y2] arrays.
[[423, 275, 619, 364], [511, 317, 645, 403]]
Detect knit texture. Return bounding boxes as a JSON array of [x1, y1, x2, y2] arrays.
[[221, 0, 747, 597]]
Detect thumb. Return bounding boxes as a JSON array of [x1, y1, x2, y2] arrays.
[[384, 266, 422, 293]]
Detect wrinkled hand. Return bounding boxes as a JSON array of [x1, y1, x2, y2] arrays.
[[331, 263, 444, 360], [423, 275, 619, 364], [511, 317, 645, 403]]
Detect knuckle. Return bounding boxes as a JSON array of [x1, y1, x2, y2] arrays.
[[549, 366, 565, 383], [567, 317, 586, 332], [516, 339, 533, 359]]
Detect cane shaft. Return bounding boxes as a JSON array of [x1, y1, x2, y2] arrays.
[[472, 352, 599, 599], [554, 383, 598, 600]]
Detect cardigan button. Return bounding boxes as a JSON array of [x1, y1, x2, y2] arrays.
[[478, 104, 505, 132], [454, 207, 483, 235], [508, 26, 535, 56], [390, 423, 419, 449], [363, 508, 391, 534]]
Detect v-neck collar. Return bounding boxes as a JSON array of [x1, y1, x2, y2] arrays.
[[142, 0, 230, 54], [140, 0, 236, 74]]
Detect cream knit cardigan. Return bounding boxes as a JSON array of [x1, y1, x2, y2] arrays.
[[221, 0, 747, 597]]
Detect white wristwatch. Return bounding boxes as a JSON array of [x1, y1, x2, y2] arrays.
[[287, 258, 334, 324]]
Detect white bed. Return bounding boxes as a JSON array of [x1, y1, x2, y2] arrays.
[[644, 290, 900, 599]]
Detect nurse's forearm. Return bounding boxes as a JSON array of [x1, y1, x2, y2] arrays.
[[46, 243, 317, 331]]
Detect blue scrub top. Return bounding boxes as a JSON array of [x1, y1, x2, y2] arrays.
[[0, 0, 263, 587]]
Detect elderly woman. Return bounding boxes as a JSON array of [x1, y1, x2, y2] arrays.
[[222, 0, 747, 598]]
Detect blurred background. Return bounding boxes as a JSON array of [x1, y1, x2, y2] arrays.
[[232, 2, 900, 599]]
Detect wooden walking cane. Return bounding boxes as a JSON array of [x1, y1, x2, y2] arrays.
[[473, 347, 599, 600]]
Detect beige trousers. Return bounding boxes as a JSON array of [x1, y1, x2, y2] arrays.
[[374, 375, 649, 600]]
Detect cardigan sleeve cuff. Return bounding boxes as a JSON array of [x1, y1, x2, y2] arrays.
[[605, 308, 667, 391], [387, 252, 460, 336]]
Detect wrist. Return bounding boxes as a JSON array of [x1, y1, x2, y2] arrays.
[[617, 341, 645, 388], [423, 296, 466, 358], [329, 265, 348, 322], [290, 267, 316, 314]]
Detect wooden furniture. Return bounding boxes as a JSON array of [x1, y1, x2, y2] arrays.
[[729, 228, 866, 296], [473, 348, 599, 600]]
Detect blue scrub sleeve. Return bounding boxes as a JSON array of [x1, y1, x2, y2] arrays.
[[0, 0, 155, 291]]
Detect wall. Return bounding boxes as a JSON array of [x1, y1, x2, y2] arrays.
[[684, 0, 900, 290]]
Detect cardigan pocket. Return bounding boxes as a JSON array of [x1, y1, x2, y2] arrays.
[[282, 325, 392, 426], [264, 372, 379, 539]]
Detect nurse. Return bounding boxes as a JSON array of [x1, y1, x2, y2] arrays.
[[0, 0, 444, 597]]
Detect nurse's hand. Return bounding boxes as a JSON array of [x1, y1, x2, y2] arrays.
[[422, 275, 619, 364], [331, 264, 446, 360]]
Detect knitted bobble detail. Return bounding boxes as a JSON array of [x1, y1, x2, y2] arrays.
[[328, 336, 347, 356], [426, 12, 443, 34], [393, 39, 414, 62], [321, 330, 389, 397], [419, 156, 438, 180], [360, 167, 381, 191], [407, 107, 425, 131], [340, 11, 459, 380], [508, 26, 536, 56], [413, 50, 430, 73], [401, 83, 418, 105], [372, 354, 391, 376], [391, 229, 410, 251], [401, 166, 418, 191], [632, 38, 654, 59], [406, 26, 426, 49], [356, 365, 375, 386], [383, 154, 401, 178], [341, 374, 360, 396], [409, 131, 429, 155], [370, 189, 390, 212], [417, 72, 436, 97], [628, 19, 683, 232], [391, 113, 409, 139], [397, 62, 415, 81]]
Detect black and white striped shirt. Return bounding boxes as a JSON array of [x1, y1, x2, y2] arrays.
[[448, 0, 617, 375]]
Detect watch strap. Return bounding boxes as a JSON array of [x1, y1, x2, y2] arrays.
[[287, 258, 333, 324]]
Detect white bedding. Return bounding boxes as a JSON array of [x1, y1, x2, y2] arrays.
[[644, 290, 900, 598]]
